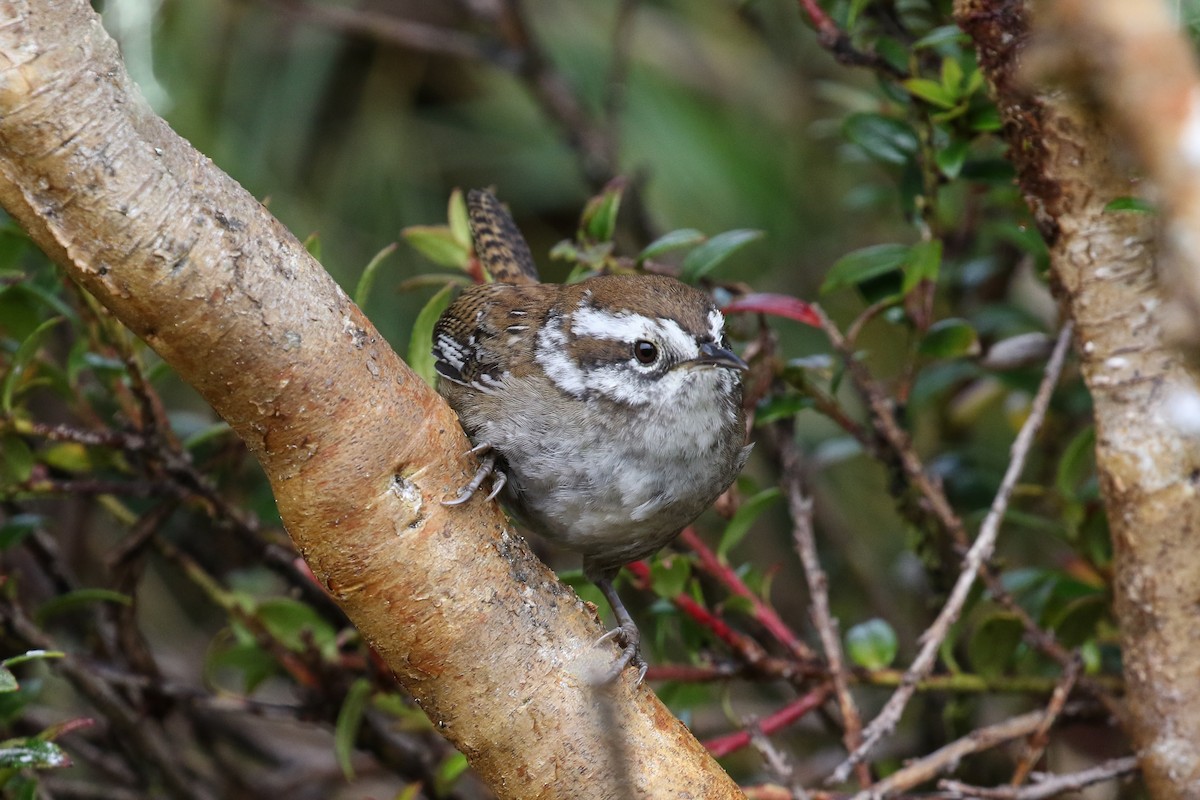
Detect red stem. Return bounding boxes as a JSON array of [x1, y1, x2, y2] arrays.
[[703, 685, 832, 758], [679, 528, 815, 661]]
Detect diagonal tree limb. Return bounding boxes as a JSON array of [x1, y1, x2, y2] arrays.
[[0, 2, 744, 797]]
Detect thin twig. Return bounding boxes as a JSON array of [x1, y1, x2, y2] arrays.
[[750, 723, 812, 800], [1010, 656, 1081, 786], [778, 432, 868, 788], [793, 0, 906, 78], [830, 322, 1075, 783], [939, 756, 1140, 799]]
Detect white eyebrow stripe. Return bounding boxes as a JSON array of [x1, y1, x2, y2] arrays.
[[570, 304, 698, 357], [708, 308, 726, 342]]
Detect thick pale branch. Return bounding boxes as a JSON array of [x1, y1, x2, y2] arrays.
[[956, 1, 1200, 797], [0, 2, 743, 796]]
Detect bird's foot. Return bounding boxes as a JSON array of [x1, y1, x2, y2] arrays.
[[595, 620, 648, 686], [442, 444, 506, 505]]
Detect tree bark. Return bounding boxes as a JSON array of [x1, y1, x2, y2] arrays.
[[956, 1, 1200, 797], [0, 1, 744, 797]]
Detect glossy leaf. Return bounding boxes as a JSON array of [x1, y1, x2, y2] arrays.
[[1104, 196, 1155, 214], [649, 556, 691, 599], [902, 239, 942, 294], [402, 225, 470, 269], [334, 678, 371, 780], [0, 740, 69, 770], [717, 488, 782, 560], [581, 180, 624, 242], [918, 318, 979, 358], [935, 138, 969, 179], [257, 597, 339, 659], [447, 188, 471, 248], [407, 282, 458, 387], [0, 434, 34, 486], [0, 666, 16, 693], [1056, 426, 1096, 501], [821, 243, 909, 294], [35, 590, 130, 624], [845, 618, 897, 669], [0, 514, 41, 551], [843, 113, 919, 165], [2, 316, 64, 412], [680, 229, 763, 283], [904, 77, 956, 108], [353, 242, 398, 309], [721, 293, 820, 327], [968, 612, 1024, 677], [637, 228, 706, 263]]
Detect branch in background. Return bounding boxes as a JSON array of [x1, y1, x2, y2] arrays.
[[793, 0, 906, 78], [939, 755, 1140, 800], [1009, 656, 1081, 787], [777, 431, 868, 789], [849, 706, 1080, 800], [830, 322, 1075, 783]]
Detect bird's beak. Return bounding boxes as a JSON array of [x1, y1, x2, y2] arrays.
[[686, 341, 749, 371]]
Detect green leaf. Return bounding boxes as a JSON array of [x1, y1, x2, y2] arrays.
[[821, 243, 909, 294], [1056, 426, 1096, 501], [0, 667, 16, 693], [447, 188, 471, 248], [847, 0, 871, 26], [435, 752, 470, 794], [941, 57, 964, 94], [402, 225, 470, 269], [843, 113, 919, 165], [904, 77, 956, 108], [2, 316, 64, 412], [935, 138, 970, 179], [334, 678, 371, 780], [1048, 594, 1107, 648], [35, 589, 131, 624], [967, 612, 1024, 677], [754, 393, 814, 426], [1104, 196, 1155, 214], [407, 282, 458, 387], [902, 239, 942, 294], [637, 229, 706, 263], [0, 434, 34, 486], [679, 229, 763, 283], [913, 25, 968, 51], [38, 442, 91, 474], [353, 242, 398, 309], [581, 181, 624, 243], [918, 318, 980, 358], [1, 651, 63, 670], [303, 233, 321, 261], [845, 619, 897, 670], [257, 597, 339, 659], [717, 488, 782, 560], [207, 640, 277, 694], [0, 740, 69, 769], [649, 556, 691, 599]]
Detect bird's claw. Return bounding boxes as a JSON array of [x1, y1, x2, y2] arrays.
[[442, 446, 505, 506], [595, 621, 648, 686]]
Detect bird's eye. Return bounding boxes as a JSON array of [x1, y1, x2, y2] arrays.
[[633, 340, 659, 365]]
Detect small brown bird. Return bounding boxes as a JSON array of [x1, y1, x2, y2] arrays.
[[433, 190, 750, 682]]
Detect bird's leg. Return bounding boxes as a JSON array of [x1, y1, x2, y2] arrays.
[[442, 443, 502, 506], [593, 574, 648, 686]]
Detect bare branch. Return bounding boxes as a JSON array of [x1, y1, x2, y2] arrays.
[[831, 323, 1074, 783], [939, 755, 1139, 800]]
